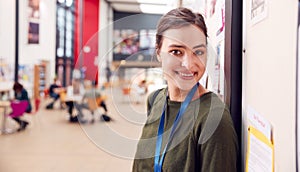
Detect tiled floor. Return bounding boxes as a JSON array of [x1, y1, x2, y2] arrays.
[[0, 87, 148, 172]]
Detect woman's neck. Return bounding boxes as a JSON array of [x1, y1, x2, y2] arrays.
[[168, 84, 208, 102]]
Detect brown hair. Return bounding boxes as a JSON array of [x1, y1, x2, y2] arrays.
[[13, 82, 23, 92], [155, 7, 208, 54]]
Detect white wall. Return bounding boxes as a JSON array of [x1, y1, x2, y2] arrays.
[[19, 0, 56, 81], [0, 0, 56, 77], [0, 1, 16, 82], [243, 1, 298, 171], [0, 0, 56, 94]]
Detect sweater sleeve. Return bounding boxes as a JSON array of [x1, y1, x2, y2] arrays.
[[199, 108, 238, 172]]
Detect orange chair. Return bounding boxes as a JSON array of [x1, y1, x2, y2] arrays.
[[122, 87, 131, 95], [122, 87, 131, 103], [44, 88, 49, 97]]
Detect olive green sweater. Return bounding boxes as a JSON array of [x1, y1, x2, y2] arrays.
[[132, 89, 238, 172]]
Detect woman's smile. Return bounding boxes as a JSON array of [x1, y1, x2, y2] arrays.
[[175, 70, 197, 80]]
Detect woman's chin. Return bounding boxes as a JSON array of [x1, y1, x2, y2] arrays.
[[166, 74, 199, 91], [175, 80, 198, 91]]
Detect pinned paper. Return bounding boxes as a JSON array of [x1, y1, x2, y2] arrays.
[[246, 126, 274, 172], [247, 106, 272, 140]]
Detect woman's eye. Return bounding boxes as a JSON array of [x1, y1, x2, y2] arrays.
[[169, 50, 182, 56], [194, 50, 204, 56]]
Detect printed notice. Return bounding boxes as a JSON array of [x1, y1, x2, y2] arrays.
[[246, 126, 274, 172], [250, 0, 268, 26], [247, 106, 272, 140]]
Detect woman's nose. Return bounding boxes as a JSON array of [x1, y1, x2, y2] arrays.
[[181, 53, 194, 70]]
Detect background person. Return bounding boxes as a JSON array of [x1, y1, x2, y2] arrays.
[[64, 78, 86, 123], [132, 79, 148, 104], [46, 77, 63, 109], [132, 7, 238, 172], [106, 66, 112, 83], [76, 80, 111, 122], [11, 82, 32, 131]]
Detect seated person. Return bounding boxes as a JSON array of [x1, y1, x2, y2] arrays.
[[132, 79, 148, 104], [77, 80, 110, 123], [46, 77, 64, 109], [11, 82, 32, 131], [64, 79, 86, 123], [137, 80, 148, 95]]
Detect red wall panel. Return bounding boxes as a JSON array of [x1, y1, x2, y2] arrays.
[[74, 0, 99, 83]]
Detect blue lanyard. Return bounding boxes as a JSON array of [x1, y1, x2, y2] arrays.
[[154, 83, 199, 172]]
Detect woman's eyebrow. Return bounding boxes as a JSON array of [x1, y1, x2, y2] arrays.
[[168, 44, 207, 49], [193, 44, 206, 49], [168, 44, 185, 48]]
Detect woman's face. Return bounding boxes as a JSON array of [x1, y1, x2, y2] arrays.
[[158, 25, 207, 91]]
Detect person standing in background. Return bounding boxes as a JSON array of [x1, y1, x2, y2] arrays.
[[106, 66, 112, 83]]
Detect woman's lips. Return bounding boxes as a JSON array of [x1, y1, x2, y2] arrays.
[[176, 71, 196, 80]]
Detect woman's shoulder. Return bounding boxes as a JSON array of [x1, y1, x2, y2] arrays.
[[198, 92, 228, 110], [21, 88, 29, 95], [148, 87, 166, 97], [147, 88, 166, 103], [192, 92, 236, 144], [193, 91, 231, 125]]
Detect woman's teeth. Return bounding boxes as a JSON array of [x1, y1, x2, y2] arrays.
[[179, 72, 193, 77]]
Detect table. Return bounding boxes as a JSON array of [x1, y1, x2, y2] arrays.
[[0, 88, 11, 101], [0, 101, 13, 134], [64, 95, 82, 102], [0, 81, 13, 100]]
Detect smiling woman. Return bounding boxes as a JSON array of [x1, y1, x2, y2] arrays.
[[159, 25, 207, 97], [132, 7, 238, 172]]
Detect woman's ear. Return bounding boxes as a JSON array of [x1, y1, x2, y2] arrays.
[[156, 49, 161, 62], [157, 55, 161, 62]]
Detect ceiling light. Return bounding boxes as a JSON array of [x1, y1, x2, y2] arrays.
[[139, 4, 172, 14], [66, 0, 73, 7], [137, 0, 169, 5]]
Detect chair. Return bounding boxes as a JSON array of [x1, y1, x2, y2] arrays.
[[87, 98, 99, 114], [59, 91, 66, 102], [87, 97, 111, 122], [43, 88, 49, 97], [122, 87, 131, 95], [96, 95, 107, 105], [34, 98, 40, 113], [9, 100, 29, 118], [86, 98, 99, 123], [122, 87, 131, 103], [59, 91, 67, 105]]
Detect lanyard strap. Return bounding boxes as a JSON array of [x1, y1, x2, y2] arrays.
[[154, 83, 199, 172]]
